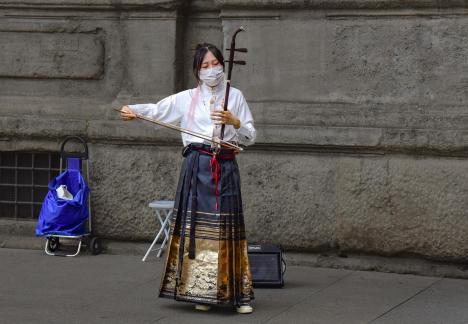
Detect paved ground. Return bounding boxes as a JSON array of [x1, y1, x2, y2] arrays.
[[1, 247, 468, 324]]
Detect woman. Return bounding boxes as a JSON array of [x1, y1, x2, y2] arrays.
[[120, 43, 256, 314]]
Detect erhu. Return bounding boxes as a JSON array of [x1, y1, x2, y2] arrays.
[[218, 26, 248, 146]]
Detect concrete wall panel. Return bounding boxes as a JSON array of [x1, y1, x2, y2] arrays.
[[0, 31, 104, 79], [336, 156, 468, 260], [89, 143, 181, 240], [2, 0, 468, 263]]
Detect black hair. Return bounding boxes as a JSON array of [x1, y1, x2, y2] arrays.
[[192, 43, 225, 84]]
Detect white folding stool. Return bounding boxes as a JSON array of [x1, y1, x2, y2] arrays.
[[142, 200, 174, 261]]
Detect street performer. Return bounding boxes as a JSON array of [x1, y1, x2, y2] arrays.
[[120, 42, 256, 314]]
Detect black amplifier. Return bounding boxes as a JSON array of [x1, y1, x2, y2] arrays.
[[247, 244, 285, 288]]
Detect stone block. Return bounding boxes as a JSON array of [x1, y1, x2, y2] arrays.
[[238, 150, 337, 250], [0, 18, 117, 99], [221, 16, 327, 102], [328, 16, 468, 106], [88, 144, 181, 240], [216, 0, 468, 10], [125, 16, 178, 97], [336, 156, 468, 260], [0, 31, 104, 79]]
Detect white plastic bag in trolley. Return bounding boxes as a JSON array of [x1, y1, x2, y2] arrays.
[[56, 185, 74, 200]]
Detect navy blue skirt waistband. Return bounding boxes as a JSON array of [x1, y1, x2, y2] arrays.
[[182, 143, 237, 158]]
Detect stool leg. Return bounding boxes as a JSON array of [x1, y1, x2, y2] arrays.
[[142, 235, 159, 262], [163, 209, 172, 238], [157, 234, 168, 258], [157, 209, 172, 258], [142, 210, 165, 262]]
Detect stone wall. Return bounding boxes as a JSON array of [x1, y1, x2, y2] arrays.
[[1, 0, 468, 261]]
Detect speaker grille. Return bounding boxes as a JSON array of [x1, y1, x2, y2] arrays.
[[249, 254, 280, 282]]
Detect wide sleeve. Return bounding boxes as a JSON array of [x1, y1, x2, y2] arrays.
[[234, 91, 256, 146], [127, 93, 183, 125]]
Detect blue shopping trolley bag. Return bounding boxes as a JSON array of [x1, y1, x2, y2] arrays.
[[36, 157, 90, 237]]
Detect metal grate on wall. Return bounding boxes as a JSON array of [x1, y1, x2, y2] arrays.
[[0, 152, 60, 219]]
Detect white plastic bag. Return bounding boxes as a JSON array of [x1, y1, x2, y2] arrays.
[[56, 185, 74, 200]]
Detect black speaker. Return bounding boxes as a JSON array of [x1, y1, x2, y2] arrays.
[[247, 244, 285, 288]]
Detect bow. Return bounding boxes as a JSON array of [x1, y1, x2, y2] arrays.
[[114, 108, 243, 152]]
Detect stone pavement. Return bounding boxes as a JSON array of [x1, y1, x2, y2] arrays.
[[1, 247, 468, 324]]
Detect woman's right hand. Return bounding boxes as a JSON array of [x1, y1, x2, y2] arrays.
[[120, 105, 137, 121]]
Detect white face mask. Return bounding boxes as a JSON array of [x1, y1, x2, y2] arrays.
[[199, 65, 224, 87]]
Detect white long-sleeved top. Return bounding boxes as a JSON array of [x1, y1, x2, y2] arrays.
[[128, 83, 256, 147]]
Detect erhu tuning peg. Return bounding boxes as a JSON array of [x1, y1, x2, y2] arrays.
[[227, 48, 248, 53]]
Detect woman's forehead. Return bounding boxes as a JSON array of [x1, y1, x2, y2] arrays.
[[202, 51, 218, 62]]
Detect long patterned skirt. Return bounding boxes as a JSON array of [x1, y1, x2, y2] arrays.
[[159, 143, 254, 306]]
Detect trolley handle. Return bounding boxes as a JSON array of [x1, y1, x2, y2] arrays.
[[60, 136, 89, 160]]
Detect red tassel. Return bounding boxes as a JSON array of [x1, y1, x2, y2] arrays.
[[209, 154, 220, 210]]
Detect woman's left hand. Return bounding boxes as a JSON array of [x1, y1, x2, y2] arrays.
[[210, 110, 241, 129]]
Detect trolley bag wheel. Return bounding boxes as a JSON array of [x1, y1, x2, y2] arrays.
[[90, 237, 102, 255], [47, 237, 60, 252]]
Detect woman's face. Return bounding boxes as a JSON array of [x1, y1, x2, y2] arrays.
[[201, 50, 221, 70]]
